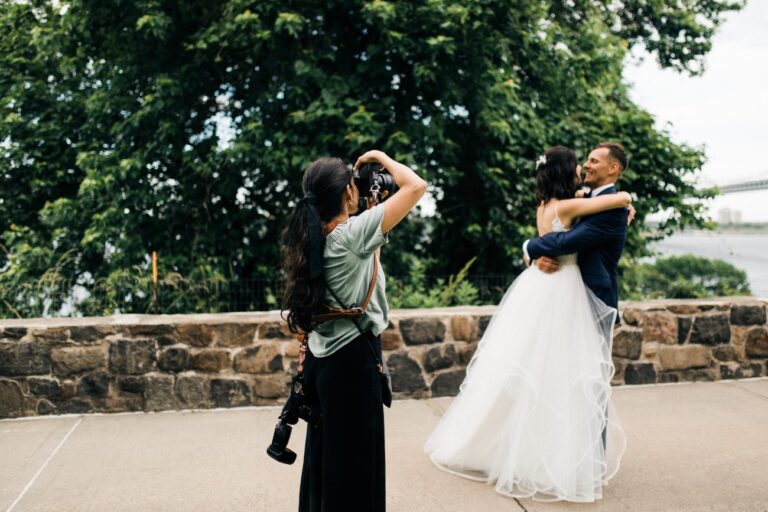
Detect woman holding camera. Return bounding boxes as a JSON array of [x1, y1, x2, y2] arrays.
[[281, 150, 426, 512]]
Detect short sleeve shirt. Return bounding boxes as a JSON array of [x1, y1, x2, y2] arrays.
[[308, 204, 389, 357]]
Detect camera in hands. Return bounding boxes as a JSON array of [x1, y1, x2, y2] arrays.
[[355, 163, 399, 202]]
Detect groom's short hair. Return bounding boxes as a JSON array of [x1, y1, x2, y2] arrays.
[[595, 142, 628, 174]]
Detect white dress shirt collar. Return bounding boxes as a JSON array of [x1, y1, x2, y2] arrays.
[[590, 183, 616, 196]]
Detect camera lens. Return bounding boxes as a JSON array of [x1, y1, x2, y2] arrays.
[[355, 163, 398, 200], [377, 174, 398, 196]]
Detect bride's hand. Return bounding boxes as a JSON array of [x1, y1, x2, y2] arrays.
[[627, 204, 636, 225]]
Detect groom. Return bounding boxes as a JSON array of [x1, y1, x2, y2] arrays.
[[523, 142, 630, 324]]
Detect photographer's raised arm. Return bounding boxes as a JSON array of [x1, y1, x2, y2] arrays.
[[354, 150, 427, 233]]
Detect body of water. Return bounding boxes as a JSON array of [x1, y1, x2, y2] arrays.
[[652, 232, 768, 298]]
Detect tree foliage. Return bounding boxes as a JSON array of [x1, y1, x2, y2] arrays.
[[0, 0, 742, 317], [621, 254, 751, 299], [388, 256, 479, 309]]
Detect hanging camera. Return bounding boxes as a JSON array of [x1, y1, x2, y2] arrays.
[[354, 163, 399, 205], [266, 374, 321, 465]]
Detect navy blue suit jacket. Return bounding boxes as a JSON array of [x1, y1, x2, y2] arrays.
[[526, 186, 628, 313]]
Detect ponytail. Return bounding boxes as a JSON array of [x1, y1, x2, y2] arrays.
[[281, 158, 351, 333]]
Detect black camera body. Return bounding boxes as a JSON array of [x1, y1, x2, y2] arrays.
[[355, 163, 399, 201], [266, 375, 320, 465], [266, 422, 297, 464]]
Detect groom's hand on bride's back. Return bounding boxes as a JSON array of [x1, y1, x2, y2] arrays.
[[536, 256, 561, 274]]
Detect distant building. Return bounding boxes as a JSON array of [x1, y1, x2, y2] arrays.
[[718, 208, 743, 225]]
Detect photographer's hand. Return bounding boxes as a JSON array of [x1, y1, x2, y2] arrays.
[[355, 149, 426, 233], [366, 190, 389, 210], [354, 150, 388, 170]]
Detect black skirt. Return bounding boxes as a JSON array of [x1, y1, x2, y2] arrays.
[[299, 333, 386, 512]]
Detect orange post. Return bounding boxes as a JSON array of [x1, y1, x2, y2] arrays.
[[152, 251, 158, 284]]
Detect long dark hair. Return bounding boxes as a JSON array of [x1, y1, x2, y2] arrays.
[[535, 146, 579, 203], [281, 157, 351, 333]]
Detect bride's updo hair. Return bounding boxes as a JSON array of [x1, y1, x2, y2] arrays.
[[535, 146, 579, 204]]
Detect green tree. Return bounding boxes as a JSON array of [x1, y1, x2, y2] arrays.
[[0, 0, 742, 317], [621, 254, 751, 299]]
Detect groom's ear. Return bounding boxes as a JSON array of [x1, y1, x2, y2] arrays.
[[608, 160, 622, 178]]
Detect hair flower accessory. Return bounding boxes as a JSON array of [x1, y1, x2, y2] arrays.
[[536, 154, 547, 168]]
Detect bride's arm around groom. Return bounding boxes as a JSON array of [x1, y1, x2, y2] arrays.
[[524, 142, 633, 314], [525, 189, 631, 260]]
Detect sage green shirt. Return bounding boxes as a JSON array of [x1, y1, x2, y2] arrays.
[[309, 204, 389, 358]]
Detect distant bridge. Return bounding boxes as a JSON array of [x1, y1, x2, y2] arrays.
[[718, 178, 768, 194]]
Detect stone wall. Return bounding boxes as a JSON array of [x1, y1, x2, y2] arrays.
[[1, 297, 766, 419]]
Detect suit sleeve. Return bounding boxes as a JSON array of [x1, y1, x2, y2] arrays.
[[527, 208, 627, 259]]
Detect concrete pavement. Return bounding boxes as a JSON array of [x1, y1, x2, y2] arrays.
[[2, 379, 767, 512]]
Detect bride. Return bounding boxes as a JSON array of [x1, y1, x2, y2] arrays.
[[424, 146, 629, 502]]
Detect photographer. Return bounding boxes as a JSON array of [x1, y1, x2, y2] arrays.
[[281, 150, 426, 512]]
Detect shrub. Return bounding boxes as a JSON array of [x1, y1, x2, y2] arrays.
[[621, 254, 750, 300]]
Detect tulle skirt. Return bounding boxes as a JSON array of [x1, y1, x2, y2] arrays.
[[424, 257, 626, 502]]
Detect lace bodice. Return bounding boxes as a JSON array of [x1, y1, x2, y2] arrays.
[[551, 216, 578, 266], [551, 216, 567, 233]]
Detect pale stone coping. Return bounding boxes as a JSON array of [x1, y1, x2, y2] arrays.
[[0, 311, 285, 328], [0, 306, 500, 328], [0, 297, 764, 329], [621, 296, 766, 308]]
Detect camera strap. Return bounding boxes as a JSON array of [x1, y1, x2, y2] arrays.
[[300, 252, 393, 408], [325, 279, 393, 408], [311, 256, 378, 324], [296, 223, 378, 376], [321, 256, 384, 372]]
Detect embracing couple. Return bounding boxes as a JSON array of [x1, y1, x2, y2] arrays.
[[281, 142, 631, 511], [425, 142, 632, 502]]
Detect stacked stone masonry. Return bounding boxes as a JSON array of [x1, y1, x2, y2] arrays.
[[1, 297, 766, 418]]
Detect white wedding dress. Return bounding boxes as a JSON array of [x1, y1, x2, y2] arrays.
[[424, 217, 626, 502]]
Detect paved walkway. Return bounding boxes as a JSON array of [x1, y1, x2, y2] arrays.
[[2, 379, 768, 512]]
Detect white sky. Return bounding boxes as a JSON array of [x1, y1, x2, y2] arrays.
[[623, 0, 768, 222]]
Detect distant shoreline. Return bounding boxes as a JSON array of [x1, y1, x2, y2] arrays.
[[646, 223, 768, 236], [674, 229, 768, 235], [652, 230, 768, 297]]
